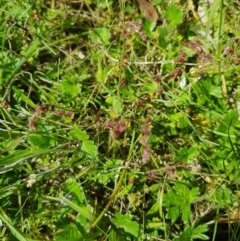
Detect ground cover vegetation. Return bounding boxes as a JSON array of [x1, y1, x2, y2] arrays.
[[0, 0, 240, 240]]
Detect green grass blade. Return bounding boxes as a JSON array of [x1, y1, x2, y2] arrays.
[[0, 207, 28, 241], [58, 194, 96, 222]]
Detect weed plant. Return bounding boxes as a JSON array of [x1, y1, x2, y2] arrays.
[[0, 0, 240, 240]]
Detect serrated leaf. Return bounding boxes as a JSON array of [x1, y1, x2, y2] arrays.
[[62, 75, 81, 97], [142, 19, 157, 35], [210, 86, 222, 98], [174, 226, 192, 241], [144, 81, 158, 93], [54, 224, 83, 241], [214, 185, 233, 208], [69, 125, 89, 141], [98, 159, 122, 185], [28, 134, 51, 148], [164, 5, 183, 28], [175, 225, 209, 241], [164, 183, 199, 223], [91, 28, 111, 45], [174, 147, 198, 163], [192, 224, 209, 240], [112, 96, 123, 118], [112, 213, 140, 238], [81, 140, 98, 158], [166, 205, 180, 223], [116, 184, 133, 198]]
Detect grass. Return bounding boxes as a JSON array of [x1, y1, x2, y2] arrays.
[[0, 0, 240, 240]]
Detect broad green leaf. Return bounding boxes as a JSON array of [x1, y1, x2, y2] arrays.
[[223, 109, 238, 126], [210, 86, 222, 98], [214, 185, 233, 208], [142, 19, 157, 35], [174, 226, 192, 241], [112, 213, 140, 238], [90, 27, 111, 45], [62, 75, 81, 97], [158, 26, 168, 49], [143, 80, 158, 94], [166, 205, 180, 223], [164, 5, 183, 28], [54, 224, 83, 241], [192, 224, 209, 240], [76, 212, 89, 234], [215, 109, 239, 137], [164, 183, 199, 223], [28, 134, 51, 148], [69, 125, 89, 141], [175, 225, 209, 241], [81, 140, 98, 158], [174, 147, 198, 163]]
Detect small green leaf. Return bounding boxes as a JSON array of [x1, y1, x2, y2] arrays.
[[175, 225, 209, 241], [28, 134, 51, 148], [81, 140, 98, 158], [210, 86, 222, 98], [96, 60, 104, 83], [158, 27, 168, 49], [54, 224, 83, 241], [62, 75, 81, 97], [112, 213, 140, 238], [174, 147, 198, 163], [91, 28, 111, 45], [69, 125, 89, 141], [174, 226, 192, 241], [146, 202, 159, 215], [192, 224, 209, 240], [65, 178, 84, 203], [112, 96, 123, 118], [142, 19, 157, 35], [164, 5, 183, 28], [164, 183, 199, 224], [116, 184, 133, 198]]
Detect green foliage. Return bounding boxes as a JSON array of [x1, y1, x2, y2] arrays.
[[164, 5, 183, 28], [1, 0, 240, 240], [175, 224, 209, 241], [111, 213, 141, 238], [54, 224, 83, 241], [164, 183, 199, 224], [90, 27, 111, 46], [69, 125, 98, 158], [174, 147, 198, 163]]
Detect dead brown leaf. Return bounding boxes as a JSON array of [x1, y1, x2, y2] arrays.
[[137, 0, 158, 22]]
